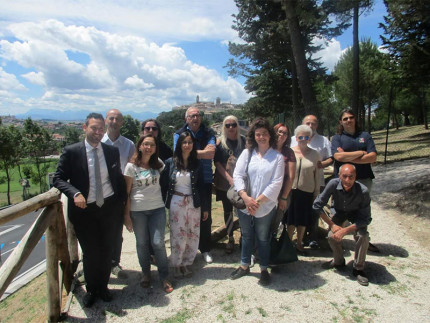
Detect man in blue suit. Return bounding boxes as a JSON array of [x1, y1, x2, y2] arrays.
[[54, 113, 127, 307]]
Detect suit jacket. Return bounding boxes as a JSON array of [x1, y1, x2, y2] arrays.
[[53, 141, 127, 217]]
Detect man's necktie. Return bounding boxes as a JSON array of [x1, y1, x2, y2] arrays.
[[93, 148, 104, 207]]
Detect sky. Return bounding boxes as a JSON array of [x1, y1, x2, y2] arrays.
[[0, 0, 387, 117]]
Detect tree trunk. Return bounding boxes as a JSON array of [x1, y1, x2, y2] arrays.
[[291, 54, 301, 127], [283, 0, 318, 116], [367, 102, 371, 134], [352, 0, 360, 122]]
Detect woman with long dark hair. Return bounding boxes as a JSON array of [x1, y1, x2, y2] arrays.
[[141, 118, 173, 162], [271, 123, 296, 234], [123, 134, 173, 293], [231, 118, 284, 286], [160, 131, 209, 278]]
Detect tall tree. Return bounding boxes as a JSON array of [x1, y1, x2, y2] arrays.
[[227, 0, 346, 121], [333, 39, 386, 131], [22, 118, 54, 193], [0, 125, 21, 205], [325, 0, 374, 123], [381, 0, 430, 129]]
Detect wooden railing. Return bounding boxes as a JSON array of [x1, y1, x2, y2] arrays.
[[0, 188, 77, 322]]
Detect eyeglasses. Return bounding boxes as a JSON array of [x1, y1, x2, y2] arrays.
[[277, 130, 288, 136], [225, 123, 237, 129], [342, 116, 355, 122], [297, 135, 310, 140], [144, 126, 158, 131], [187, 114, 201, 119]]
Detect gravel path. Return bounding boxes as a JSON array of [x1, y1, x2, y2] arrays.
[[64, 158, 430, 322]]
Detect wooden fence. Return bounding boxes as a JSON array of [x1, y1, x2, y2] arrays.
[[0, 188, 77, 322]]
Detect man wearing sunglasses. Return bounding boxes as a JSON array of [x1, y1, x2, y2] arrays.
[[102, 109, 135, 279], [331, 109, 377, 193], [173, 107, 216, 264], [291, 114, 333, 249]]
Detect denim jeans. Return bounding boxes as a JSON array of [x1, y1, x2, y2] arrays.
[[130, 207, 169, 280], [237, 207, 276, 270]]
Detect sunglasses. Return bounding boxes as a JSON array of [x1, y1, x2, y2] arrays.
[[225, 123, 237, 129], [298, 135, 310, 140], [342, 116, 355, 122], [144, 126, 158, 131]]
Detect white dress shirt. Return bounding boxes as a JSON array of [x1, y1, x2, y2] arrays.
[[102, 133, 135, 173]]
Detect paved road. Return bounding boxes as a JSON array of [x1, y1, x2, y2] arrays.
[[0, 209, 46, 300]]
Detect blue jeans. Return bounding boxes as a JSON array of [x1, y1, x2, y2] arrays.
[[238, 207, 276, 270], [130, 207, 169, 281]]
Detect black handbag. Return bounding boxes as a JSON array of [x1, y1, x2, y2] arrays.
[[270, 226, 298, 265], [227, 150, 252, 209]]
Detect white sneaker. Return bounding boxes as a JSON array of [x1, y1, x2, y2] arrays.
[[202, 252, 213, 264]]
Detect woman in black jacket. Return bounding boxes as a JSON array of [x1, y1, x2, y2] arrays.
[[160, 131, 208, 278]]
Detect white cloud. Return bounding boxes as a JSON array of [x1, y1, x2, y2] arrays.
[[0, 19, 249, 115], [312, 37, 343, 72], [0, 67, 26, 91], [0, 0, 238, 42]]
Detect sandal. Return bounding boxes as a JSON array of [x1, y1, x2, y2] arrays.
[[140, 273, 151, 288], [163, 280, 174, 293], [173, 267, 183, 279], [181, 266, 193, 278]]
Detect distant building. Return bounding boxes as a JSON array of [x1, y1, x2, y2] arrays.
[[172, 95, 241, 114]]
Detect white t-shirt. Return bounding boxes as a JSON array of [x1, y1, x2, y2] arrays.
[[124, 162, 165, 211]]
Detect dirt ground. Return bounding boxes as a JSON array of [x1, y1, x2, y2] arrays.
[[62, 157, 430, 322]]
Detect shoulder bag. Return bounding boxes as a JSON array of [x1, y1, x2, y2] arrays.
[[227, 149, 252, 209]]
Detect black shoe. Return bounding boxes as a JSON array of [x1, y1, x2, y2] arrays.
[[230, 266, 250, 280], [321, 259, 346, 270], [83, 292, 96, 308], [353, 269, 369, 286], [99, 288, 113, 302], [258, 270, 271, 286]]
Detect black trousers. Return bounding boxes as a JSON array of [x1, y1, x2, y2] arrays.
[[198, 183, 213, 253], [111, 215, 124, 266], [69, 197, 122, 294]]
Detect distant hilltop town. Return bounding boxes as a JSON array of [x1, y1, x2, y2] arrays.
[[172, 95, 241, 117]]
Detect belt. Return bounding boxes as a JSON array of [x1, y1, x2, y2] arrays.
[[173, 191, 192, 197]]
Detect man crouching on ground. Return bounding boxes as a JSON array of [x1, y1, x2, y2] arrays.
[[312, 163, 371, 286]]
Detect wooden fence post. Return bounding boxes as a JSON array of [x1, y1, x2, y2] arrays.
[[45, 204, 61, 322]]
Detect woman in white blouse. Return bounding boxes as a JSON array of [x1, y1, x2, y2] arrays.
[[231, 118, 284, 286]]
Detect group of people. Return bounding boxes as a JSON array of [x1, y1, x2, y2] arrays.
[[53, 106, 376, 307]]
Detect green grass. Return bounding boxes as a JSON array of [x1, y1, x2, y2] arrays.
[[0, 159, 58, 206], [372, 124, 430, 163]]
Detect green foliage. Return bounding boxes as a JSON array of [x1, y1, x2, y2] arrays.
[[0, 125, 22, 204], [64, 126, 82, 145], [157, 109, 186, 147], [121, 114, 140, 142], [22, 118, 55, 193]]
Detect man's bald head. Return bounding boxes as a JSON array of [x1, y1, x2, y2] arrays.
[[302, 115, 318, 136], [339, 163, 356, 192], [105, 109, 124, 137]]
